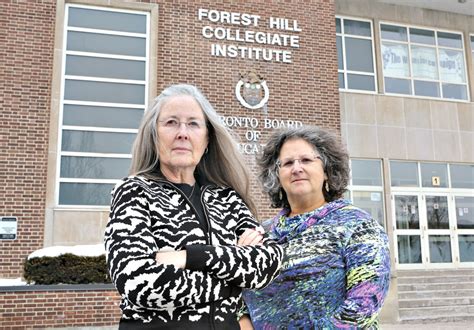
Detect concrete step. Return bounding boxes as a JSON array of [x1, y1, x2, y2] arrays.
[[400, 314, 474, 324], [396, 268, 474, 324], [399, 296, 474, 308], [382, 322, 474, 329], [399, 305, 474, 319], [396, 269, 474, 277], [398, 288, 474, 299], [398, 282, 473, 292], [397, 274, 474, 284]]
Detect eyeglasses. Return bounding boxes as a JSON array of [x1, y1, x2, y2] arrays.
[[276, 154, 323, 170], [158, 118, 206, 131]]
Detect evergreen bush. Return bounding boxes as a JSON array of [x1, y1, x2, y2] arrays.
[[24, 254, 111, 285]]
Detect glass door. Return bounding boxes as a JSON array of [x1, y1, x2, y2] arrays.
[[393, 194, 423, 268], [390, 161, 473, 269], [454, 195, 474, 265], [393, 192, 471, 269], [424, 194, 454, 267]]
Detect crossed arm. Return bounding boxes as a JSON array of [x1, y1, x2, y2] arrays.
[[105, 179, 282, 312], [156, 227, 264, 267]]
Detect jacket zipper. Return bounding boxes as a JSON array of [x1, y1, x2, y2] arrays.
[[200, 186, 215, 329], [161, 181, 216, 327], [200, 186, 213, 246], [162, 180, 210, 244]]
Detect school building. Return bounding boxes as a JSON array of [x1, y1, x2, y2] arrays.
[[0, 0, 473, 327]]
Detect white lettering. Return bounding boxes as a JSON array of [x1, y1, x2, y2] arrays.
[[202, 26, 213, 39], [210, 44, 293, 63], [221, 11, 231, 24], [208, 10, 220, 23], [245, 130, 262, 142], [198, 8, 208, 21], [239, 143, 262, 155], [199, 9, 300, 63], [197, 8, 260, 26], [214, 27, 226, 40], [264, 119, 303, 129], [220, 116, 259, 129], [290, 35, 299, 48], [269, 17, 279, 29]]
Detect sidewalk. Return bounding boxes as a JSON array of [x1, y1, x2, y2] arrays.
[[381, 322, 473, 329], [45, 323, 473, 330]]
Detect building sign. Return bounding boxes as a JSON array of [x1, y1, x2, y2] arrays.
[[198, 8, 304, 153], [235, 70, 269, 109], [198, 8, 301, 63], [0, 216, 17, 240], [220, 115, 303, 154]]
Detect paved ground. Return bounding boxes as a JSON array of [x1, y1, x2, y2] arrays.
[[44, 323, 474, 330], [381, 322, 473, 329]]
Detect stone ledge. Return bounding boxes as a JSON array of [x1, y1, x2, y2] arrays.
[[0, 283, 114, 292]]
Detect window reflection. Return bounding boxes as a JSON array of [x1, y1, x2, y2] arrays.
[[429, 235, 452, 263], [353, 191, 384, 227], [59, 183, 115, 206], [455, 196, 474, 229], [459, 235, 474, 262], [426, 196, 449, 229], [398, 235, 422, 264], [395, 195, 419, 229]]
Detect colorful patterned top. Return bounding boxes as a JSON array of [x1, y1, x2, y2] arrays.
[[243, 199, 390, 329]]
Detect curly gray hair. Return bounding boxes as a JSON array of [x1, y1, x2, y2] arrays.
[[259, 126, 350, 209]]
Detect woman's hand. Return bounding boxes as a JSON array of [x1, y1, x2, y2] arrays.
[[155, 250, 186, 269], [238, 228, 264, 246], [239, 315, 254, 330]]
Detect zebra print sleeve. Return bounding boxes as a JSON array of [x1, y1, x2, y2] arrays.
[[185, 243, 283, 289], [185, 190, 284, 289], [104, 178, 234, 310]]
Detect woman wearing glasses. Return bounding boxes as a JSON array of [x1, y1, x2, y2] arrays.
[[104, 84, 283, 329], [243, 126, 390, 329]]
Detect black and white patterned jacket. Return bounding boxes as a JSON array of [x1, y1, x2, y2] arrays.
[[104, 176, 283, 328]]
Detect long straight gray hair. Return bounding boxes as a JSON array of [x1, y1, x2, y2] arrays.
[[130, 84, 256, 216]]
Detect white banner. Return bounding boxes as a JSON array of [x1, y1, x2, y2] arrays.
[[411, 46, 438, 80], [439, 49, 465, 84], [381, 43, 409, 78]]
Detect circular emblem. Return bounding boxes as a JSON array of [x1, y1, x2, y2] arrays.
[[235, 71, 269, 110]]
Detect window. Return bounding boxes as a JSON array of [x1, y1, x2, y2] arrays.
[[380, 23, 469, 101], [450, 164, 474, 189], [390, 161, 473, 189], [420, 162, 448, 188], [390, 161, 419, 187], [348, 159, 385, 227], [336, 17, 377, 92], [58, 4, 149, 206]]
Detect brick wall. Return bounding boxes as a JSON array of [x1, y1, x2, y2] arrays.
[[153, 0, 340, 219], [0, 1, 56, 278], [0, 287, 121, 328], [0, 0, 338, 272], [0, 0, 338, 326]]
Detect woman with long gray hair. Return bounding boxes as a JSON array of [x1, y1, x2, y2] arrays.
[[105, 84, 283, 329], [243, 126, 390, 329]]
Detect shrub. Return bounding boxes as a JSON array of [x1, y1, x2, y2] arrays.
[[24, 254, 111, 285]]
